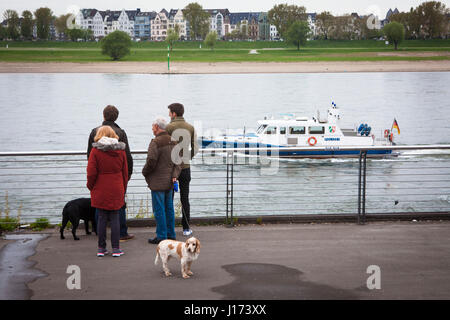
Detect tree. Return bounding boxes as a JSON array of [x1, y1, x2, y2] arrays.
[[286, 21, 310, 50], [21, 10, 34, 40], [183, 2, 210, 40], [54, 13, 71, 39], [268, 4, 307, 39], [204, 31, 217, 50], [66, 28, 84, 41], [101, 30, 132, 60], [383, 22, 405, 50], [316, 11, 334, 40], [3, 10, 20, 40], [166, 25, 180, 51], [415, 1, 447, 39], [0, 24, 6, 40], [34, 7, 53, 40]]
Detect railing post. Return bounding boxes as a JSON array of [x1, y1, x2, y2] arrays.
[[226, 150, 234, 227], [358, 150, 367, 225]]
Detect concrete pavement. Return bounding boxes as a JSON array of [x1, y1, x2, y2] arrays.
[[2, 220, 450, 300]]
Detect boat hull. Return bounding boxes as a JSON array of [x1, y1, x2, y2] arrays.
[[200, 139, 394, 159]]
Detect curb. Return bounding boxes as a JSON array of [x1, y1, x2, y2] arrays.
[[125, 212, 450, 227]]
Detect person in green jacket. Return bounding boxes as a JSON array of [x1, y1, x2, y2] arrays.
[[166, 103, 198, 236]]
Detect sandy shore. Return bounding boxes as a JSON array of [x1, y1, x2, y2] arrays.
[[0, 60, 449, 73]]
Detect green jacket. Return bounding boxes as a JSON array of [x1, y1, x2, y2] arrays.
[[166, 117, 198, 169]]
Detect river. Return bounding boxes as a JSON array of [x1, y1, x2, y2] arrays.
[[0, 72, 449, 223]]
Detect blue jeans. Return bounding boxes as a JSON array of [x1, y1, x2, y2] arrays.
[[152, 189, 176, 240]]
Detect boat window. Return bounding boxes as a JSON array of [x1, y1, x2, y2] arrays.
[[309, 126, 325, 134], [289, 126, 305, 134], [280, 127, 286, 135], [257, 124, 267, 134], [265, 126, 277, 135]]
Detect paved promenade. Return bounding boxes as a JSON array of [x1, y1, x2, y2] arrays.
[[1, 220, 450, 300]]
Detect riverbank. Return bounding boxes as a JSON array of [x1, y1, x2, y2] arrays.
[[1, 59, 450, 74]]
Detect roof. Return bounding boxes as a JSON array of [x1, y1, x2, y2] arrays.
[[205, 9, 230, 17], [229, 12, 260, 25], [160, 9, 169, 17], [80, 9, 99, 19], [99, 10, 122, 22], [136, 11, 157, 19]]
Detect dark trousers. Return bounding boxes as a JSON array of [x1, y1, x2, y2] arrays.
[[178, 168, 191, 230], [96, 205, 128, 238], [97, 209, 120, 250]]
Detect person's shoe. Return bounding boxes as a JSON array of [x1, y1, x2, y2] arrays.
[[183, 229, 193, 236], [148, 237, 162, 244], [112, 249, 124, 257], [97, 248, 109, 257], [120, 234, 135, 242]]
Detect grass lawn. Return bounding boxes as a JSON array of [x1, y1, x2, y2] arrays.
[[0, 39, 448, 63]]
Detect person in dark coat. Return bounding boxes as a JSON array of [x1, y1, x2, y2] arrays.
[[88, 105, 134, 241], [87, 125, 128, 257], [142, 118, 181, 244]]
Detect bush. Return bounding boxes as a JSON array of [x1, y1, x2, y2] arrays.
[[0, 217, 20, 232], [100, 30, 132, 60], [30, 217, 50, 231]]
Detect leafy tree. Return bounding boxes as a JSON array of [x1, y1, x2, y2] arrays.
[[166, 25, 180, 51], [54, 14, 71, 39], [101, 30, 132, 60], [204, 31, 217, 50], [415, 1, 447, 39], [286, 20, 310, 50], [316, 11, 334, 40], [183, 2, 210, 40], [66, 28, 85, 41], [21, 10, 34, 40], [3, 10, 20, 40], [34, 7, 53, 40], [383, 21, 405, 50], [239, 21, 248, 39], [268, 4, 307, 39], [0, 24, 6, 40]]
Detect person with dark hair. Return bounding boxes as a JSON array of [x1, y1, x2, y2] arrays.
[[166, 103, 198, 236], [88, 105, 134, 242]]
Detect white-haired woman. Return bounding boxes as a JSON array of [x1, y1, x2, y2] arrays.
[[142, 118, 181, 244]]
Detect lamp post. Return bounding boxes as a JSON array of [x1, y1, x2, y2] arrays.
[[167, 44, 170, 72]]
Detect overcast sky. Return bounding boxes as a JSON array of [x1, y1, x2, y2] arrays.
[[1, 1, 439, 18]]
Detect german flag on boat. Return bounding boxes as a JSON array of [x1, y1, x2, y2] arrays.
[[391, 118, 400, 134]]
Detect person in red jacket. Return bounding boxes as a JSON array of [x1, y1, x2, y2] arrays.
[[87, 125, 128, 257]]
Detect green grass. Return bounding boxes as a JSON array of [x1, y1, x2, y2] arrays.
[[1, 39, 450, 49], [0, 39, 448, 63]]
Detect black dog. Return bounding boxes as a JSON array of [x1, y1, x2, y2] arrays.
[[60, 198, 97, 240]]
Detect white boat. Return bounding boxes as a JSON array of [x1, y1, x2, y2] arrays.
[[200, 102, 397, 158]]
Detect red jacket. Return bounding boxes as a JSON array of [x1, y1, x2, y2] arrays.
[[87, 144, 128, 211]]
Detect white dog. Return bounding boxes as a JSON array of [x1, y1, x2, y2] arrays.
[[155, 237, 201, 278]]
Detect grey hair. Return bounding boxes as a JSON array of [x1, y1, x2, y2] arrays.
[[153, 117, 168, 130]]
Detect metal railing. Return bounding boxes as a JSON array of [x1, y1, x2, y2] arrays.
[[1, 145, 450, 227]]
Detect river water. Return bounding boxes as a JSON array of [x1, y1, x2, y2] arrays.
[[0, 72, 449, 223]]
